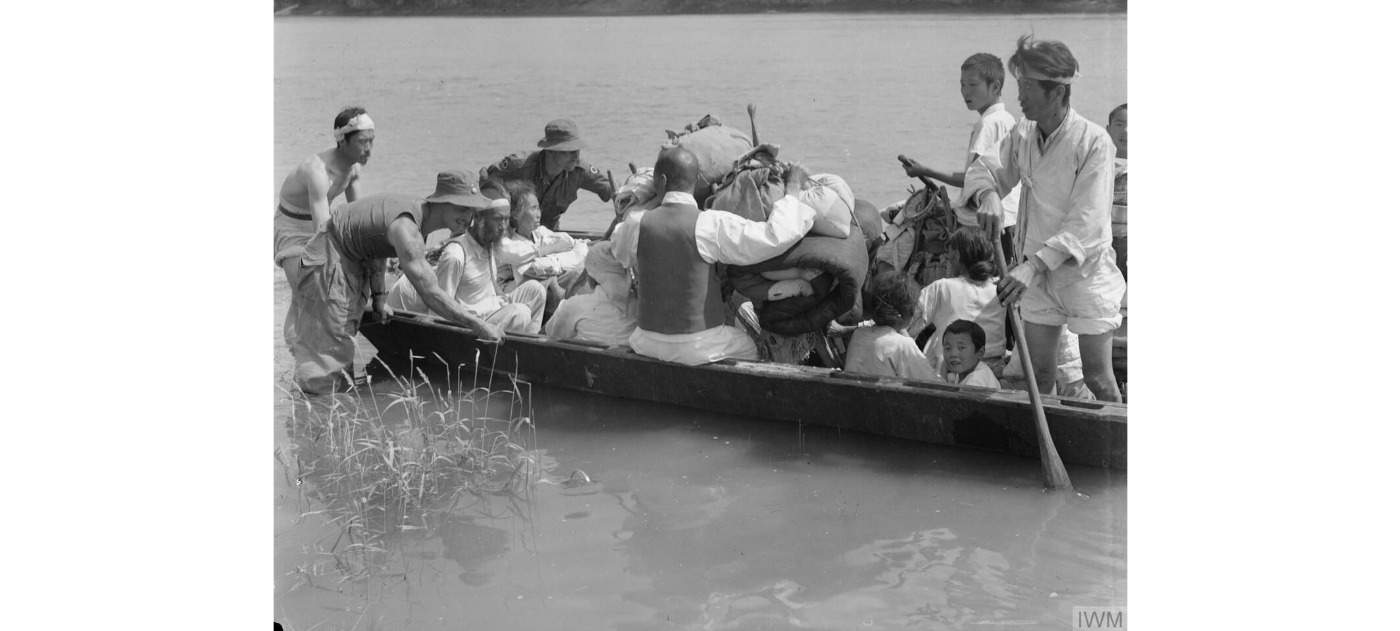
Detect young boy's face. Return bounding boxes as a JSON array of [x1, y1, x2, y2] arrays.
[[1108, 109, 1128, 157], [960, 70, 999, 114], [942, 331, 983, 375]]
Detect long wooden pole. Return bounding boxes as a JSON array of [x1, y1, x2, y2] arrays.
[[993, 223, 1073, 490]]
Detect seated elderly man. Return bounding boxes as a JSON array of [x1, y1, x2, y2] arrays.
[[494, 181, 589, 318], [544, 241, 638, 347], [386, 185, 547, 334], [630, 146, 817, 365]]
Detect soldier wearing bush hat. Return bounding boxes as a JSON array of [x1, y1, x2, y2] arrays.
[[480, 118, 614, 231]]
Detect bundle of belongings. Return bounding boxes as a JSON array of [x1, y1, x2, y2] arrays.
[[873, 181, 959, 286], [610, 115, 756, 277], [706, 144, 878, 363], [664, 114, 754, 208]]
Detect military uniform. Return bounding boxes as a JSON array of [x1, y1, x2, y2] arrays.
[[479, 150, 613, 231]]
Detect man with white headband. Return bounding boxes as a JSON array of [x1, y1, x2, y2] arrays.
[[962, 34, 1125, 403], [273, 106, 376, 292], [385, 181, 548, 335], [289, 170, 505, 394]]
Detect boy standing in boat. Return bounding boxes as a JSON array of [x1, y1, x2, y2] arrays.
[[289, 171, 504, 394], [899, 53, 1022, 262], [965, 35, 1125, 403], [479, 118, 615, 231], [629, 147, 818, 366]]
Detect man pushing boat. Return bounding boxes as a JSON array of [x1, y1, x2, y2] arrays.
[[288, 171, 505, 394]]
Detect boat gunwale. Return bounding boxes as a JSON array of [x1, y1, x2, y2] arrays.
[[367, 310, 1127, 425]]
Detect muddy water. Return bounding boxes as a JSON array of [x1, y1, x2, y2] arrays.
[[273, 272, 1125, 630]]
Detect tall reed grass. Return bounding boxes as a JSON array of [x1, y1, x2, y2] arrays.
[[277, 354, 544, 585]]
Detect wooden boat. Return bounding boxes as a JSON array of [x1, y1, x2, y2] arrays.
[[357, 311, 1127, 471]]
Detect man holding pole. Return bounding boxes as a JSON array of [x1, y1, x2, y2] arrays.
[[964, 35, 1125, 403]]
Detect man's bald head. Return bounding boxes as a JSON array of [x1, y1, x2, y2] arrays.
[[653, 146, 699, 194]]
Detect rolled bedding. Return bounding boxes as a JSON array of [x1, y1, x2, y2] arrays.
[[707, 152, 880, 336], [726, 215, 871, 335]]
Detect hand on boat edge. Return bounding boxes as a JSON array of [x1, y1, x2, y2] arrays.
[[372, 296, 394, 322]]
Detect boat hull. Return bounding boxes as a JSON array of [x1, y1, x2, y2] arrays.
[[358, 312, 1127, 470]]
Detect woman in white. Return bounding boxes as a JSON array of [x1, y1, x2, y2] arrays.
[[493, 181, 589, 316], [907, 227, 1007, 375]]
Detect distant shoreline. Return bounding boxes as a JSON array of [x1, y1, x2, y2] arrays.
[[273, 1, 1126, 18]]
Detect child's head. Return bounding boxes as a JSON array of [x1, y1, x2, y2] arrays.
[[959, 53, 1005, 114], [947, 227, 997, 282], [942, 319, 986, 375], [869, 269, 920, 329], [1108, 103, 1127, 158]]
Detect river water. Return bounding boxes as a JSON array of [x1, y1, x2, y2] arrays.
[[274, 13, 1127, 630]]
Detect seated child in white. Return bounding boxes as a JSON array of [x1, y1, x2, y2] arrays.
[[907, 227, 1007, 375], [940, 319, 1001, 389], [842, 270, 941, 382]]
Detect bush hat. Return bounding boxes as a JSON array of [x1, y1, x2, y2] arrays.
[[537, 118, 587, 152], [425, 170, 491, 208]]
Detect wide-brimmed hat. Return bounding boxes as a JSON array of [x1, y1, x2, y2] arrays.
[[425, 170, 491, 208], [537, 118, 587, 152]]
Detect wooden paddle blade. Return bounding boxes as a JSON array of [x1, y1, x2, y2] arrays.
[[994, 235, 1074, 491]]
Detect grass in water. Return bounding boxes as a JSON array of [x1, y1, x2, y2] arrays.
[[277, 354, 547, 586]]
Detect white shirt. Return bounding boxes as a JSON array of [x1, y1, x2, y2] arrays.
[[544, 291, 637, 347], [964, 108, 1117, 288], [495, 226, 588, 286], [909, 275, 1007, 371], [843, 325, 941, 382], [383, 234, 504, 316], [612, 191, 817, 269], [449, 235, 506, 315], [955, 103, 1020, 230], [689, 191, 817, 265], [944, 361, 1001, 389]]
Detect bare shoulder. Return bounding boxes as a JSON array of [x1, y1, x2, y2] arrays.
[[297, 154, 333, 186]]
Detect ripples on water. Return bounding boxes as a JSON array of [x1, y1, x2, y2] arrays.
[[274, 13, 1126, 630], [273, 364, 1126, 629]]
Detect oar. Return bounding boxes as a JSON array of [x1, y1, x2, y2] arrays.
[[747, 103, 759, 146], [993, 219, 1073, 490]]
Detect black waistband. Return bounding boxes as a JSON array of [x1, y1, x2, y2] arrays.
[[279, 204, 313, 221]]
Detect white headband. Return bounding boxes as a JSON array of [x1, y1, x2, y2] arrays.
[[334, 113, 375, 142], [489, 198, 511, 209], [1015, 66, 1080, 85]]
